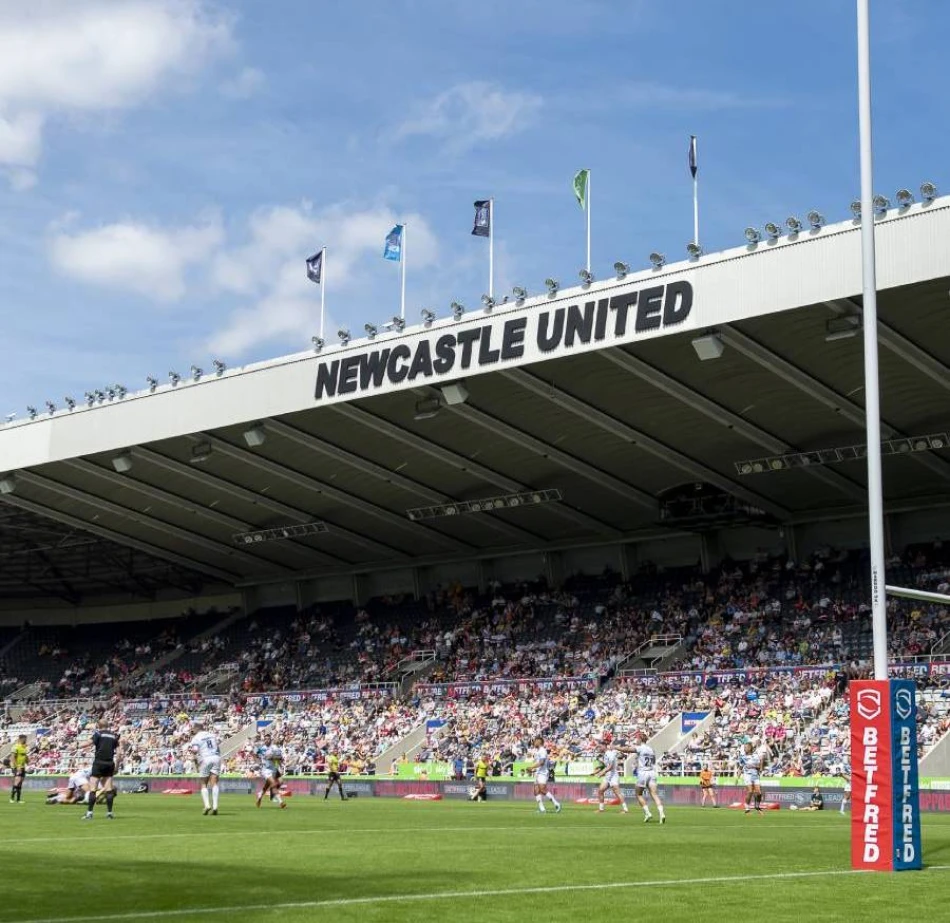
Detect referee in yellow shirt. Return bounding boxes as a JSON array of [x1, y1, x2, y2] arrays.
[[470, 753, 489, 802], [10, 734, 27, 804], [324, 753, 346, 801]]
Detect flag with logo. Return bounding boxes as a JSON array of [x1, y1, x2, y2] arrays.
[[573, 169, 589, 209], [472, 200, 491, 237], [688, 136, 698, 178], [383, 225, 404, 261], [305, 250, 323, 284]]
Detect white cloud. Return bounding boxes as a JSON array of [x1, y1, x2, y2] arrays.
[[394, 82, 542, 153], [221, 66, 265, 100], [48, 215, 223, 303], [209, 203, 439, 356], [0, 1, 232, 184]]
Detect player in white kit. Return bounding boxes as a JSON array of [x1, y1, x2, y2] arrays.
[[634, 734, 665, 824], [525, 736, 560, 813], [256, 734, 287, 809], [46, 769, 92, 805], [189, 724, 222, 816], [739, 742, 763, 814], [593, 734, 628, 814]]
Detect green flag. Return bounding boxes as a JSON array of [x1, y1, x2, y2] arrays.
[[573, 168, 589, 209]]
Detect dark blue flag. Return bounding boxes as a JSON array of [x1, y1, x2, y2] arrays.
[[688, 136, 698, 178], [472, 200, 491, 238], [305, 250, 323, 284]]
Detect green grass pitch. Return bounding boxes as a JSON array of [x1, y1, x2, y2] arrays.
[[4, 795, 950, 923]]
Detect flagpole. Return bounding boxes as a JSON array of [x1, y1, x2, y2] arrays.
[[400, 223, 407, 320], [319, 246, 327, 339], [586, 172, 591, 273], [488, 198, 494, 300]]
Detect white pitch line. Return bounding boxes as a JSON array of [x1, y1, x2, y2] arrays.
[[14, 867, 950, 923]]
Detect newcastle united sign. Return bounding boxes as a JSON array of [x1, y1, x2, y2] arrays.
[[315, 280, 693, 401]]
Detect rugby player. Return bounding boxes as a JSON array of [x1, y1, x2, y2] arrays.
[[46, 769, 91, 805], [593, 733, 629, 814], [738, 741, 764, 815], [84, 724, 120, 820], [633, 733, 665, 823], [190, 722, 222, 815], [324, 752, 346, 801], [256, 734, 286, 809], [525, 736, 560, 814]]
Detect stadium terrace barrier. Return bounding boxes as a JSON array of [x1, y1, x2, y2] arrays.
[[637, 661, 950, 687], [244, 683, 398, 705], [11, 775, 950, 812], [415, 676, 595, 697]]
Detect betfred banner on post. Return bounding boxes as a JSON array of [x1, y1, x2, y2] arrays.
[[850, 679, 922, 871], [890, 679, 922, 870]]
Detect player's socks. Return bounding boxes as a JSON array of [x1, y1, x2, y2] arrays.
[[545, 792, 560, 810], [536, 794, 545, 813], [201, 788, 211, 811], [324, 789, 329, 800], [105, 792, 115, 814], [211, 784, 219, 811], [621, 801, 629, 813]]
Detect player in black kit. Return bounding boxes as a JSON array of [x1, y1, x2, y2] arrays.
[[83, 727, 120, 820]]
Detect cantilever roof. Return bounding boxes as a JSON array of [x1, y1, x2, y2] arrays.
[[1, 199, 949, 604]]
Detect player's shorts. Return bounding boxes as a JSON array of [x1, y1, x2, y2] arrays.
[[91, 760, 115, 779], [600, 771, 621, 788], [198, 757, 222, 779], [534, 770, 549, 786], [327, 771, 341, 784], [636, 770, 658, 789], [13, 767, 26, 781], [844, 784, 852, 796], [262, 768, 282, 782], [742, 771, 760, 786]]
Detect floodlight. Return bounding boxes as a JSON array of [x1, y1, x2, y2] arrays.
[[895, 188, 914, 208], [311, 336, 324, 352], [190, 365, 203, 381], [364, 323, 377, 339], [26, 406, 37, 420], [112, 453, 133, 474], [512, 286, 527, 304], [114, 384, 127, 398], [243, 425, 266, 448], [578, 269, 594, 287], [691, 333, 724, 361], [212, 359, 226, 375], [481, 294, 495, 311], [744, 227, 761, 244], [338, 328, 350, 345], [106, 387, 116, 401], [920, 182, 938, 203], [649, 252, 666, 269], [451, 301, 465, 320], [850, 200, 862, 218], [686, 242, 703, 259], [421, 309, 436, 327], [45, 401, 55, 414], [872, 195, 889, 214], [146, 376, 158, 392], [391, 316, 406, 332], [442, 383, 468, 406], [169, 371, 181, 386], [0, 476, 15, 495], [785, 216, 803, 234], [64, 396, 76, 411], [84, 392, 96, 406], [807, 211, 825, 229], [544, 278, 559, 297], [764, 223, 781, 240], [613, 262, 629, 280], [94, 390, 105, 403]]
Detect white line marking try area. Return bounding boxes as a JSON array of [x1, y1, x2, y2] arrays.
[[16, 867, 950, 923]]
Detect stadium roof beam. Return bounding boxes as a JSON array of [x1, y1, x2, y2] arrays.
[[428, 393, 658, 511], [187, 433, 474, 554], [130, 446, 398, 563], [58, 457, 348, 570], [0, 493, 238, 584], [261, 419, 545, 548], [499, 368, 791, 520], [598, 348, 867, 503], [824, 299, 950, 395], [12, 470, 286, 577], [23, 545, 81, 605], [334, 404, 622, 538], [718, 324, 950, 484]]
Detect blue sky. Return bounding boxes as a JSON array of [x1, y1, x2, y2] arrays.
[[0, 0, 945, 416]]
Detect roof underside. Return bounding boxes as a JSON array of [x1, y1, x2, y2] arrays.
[[2, 276, 949, 603]]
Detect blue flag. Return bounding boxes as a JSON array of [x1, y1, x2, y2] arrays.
[[383, 225, 403, 261], [305, 250, 323, 284], [472, 200, 491, 237], [688, 135, 698, 178]]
